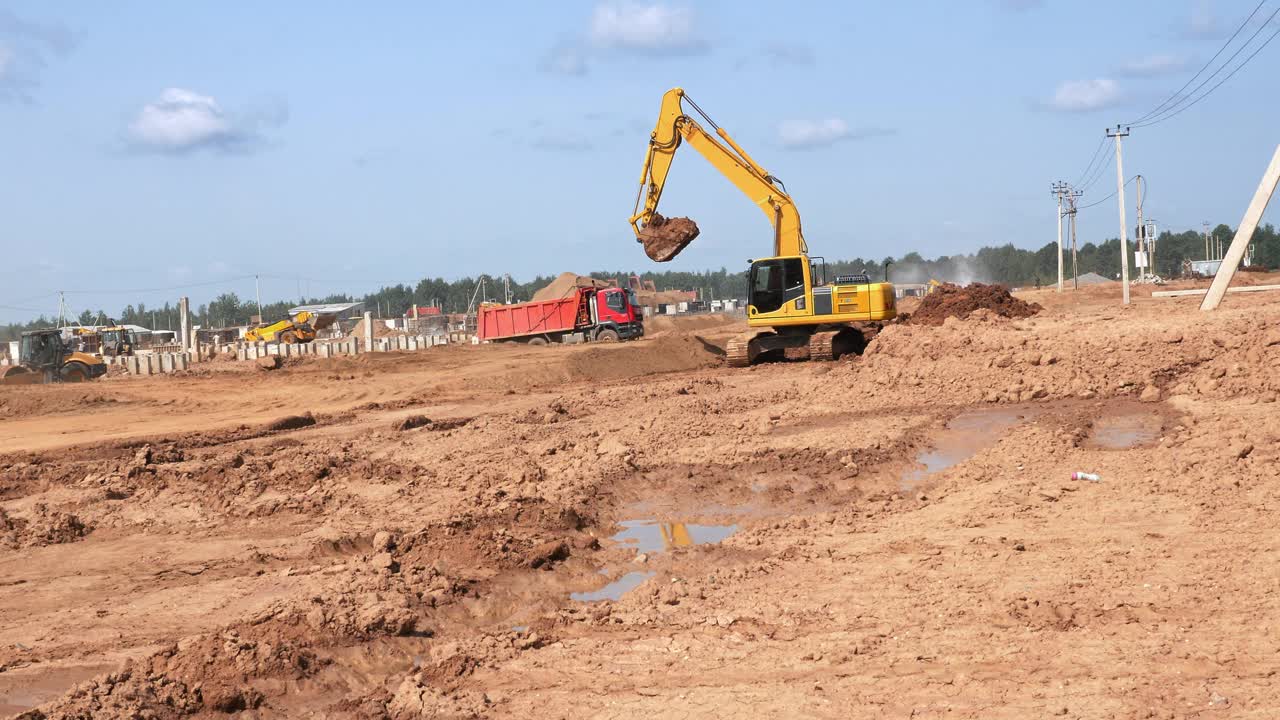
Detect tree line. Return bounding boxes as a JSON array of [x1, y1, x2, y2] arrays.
[[3, 223, 1275, 342]]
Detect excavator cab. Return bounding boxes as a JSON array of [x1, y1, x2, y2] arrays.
[[748, 256, 808, 315]]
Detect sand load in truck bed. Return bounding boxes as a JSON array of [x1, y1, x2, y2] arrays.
[[531, 273, 613, 302], [637, 213, 700, 262]]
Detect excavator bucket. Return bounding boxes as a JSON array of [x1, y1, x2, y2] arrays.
[[0, 366, 44, 386], [638, 213, 700, 262]]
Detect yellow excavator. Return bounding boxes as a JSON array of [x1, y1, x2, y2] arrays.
[[244, 310, 325, 344], [631, 87, 896, 366]]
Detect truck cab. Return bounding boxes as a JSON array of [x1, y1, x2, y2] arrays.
[[589, 287, 644, 341]]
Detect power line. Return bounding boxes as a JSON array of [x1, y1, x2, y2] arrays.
[[1077, 147, 1114, 194], [1072, 136, 1108, 189], [1126, 0, 1267, 125], [1075, 175, 1139, 211], [1133, 19, 1280, 128]]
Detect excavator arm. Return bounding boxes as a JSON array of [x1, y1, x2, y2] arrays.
[[631, 87, 807, 260]]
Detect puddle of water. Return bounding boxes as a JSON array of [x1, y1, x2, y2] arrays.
[[571, 520, 738, 603], [570, 571, 655, 602], [612, 520, 738, 554], [900, 408, 1032, 491], [1090, 413, 1160, 449]]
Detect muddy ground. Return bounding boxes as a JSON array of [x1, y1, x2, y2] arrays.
[[2, 279, 1280, 719]]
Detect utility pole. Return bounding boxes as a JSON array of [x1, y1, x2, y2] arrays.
[[1146, 219, 1158, 277], [57, 291, 66, 328], [1107, 125, 1131, 304], [1051, 181, 1068, 292], [1202, 221, 1210, 261], [1066, 188, 1081, 290], [254, 274, 263, 323], [1134, 175, 1145, 281]]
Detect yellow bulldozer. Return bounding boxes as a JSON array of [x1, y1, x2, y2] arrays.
[[243, 310, 329, 344], [1, 329, 108, 385]]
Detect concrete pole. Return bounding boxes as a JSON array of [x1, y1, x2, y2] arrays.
[[178, 296, 191, 353], [1070, 202, 1079, 290], [1108, 126, 1131, 304], [1056, 188, 1064, 292], [1201, 144, 1280, 311], [363, 310, 374, 352], [1135, 177, 1145, 280]]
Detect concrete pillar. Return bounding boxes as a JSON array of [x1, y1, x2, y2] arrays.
[[177, 353, 189, 371], [320, 343, 331, 358], [363, 311, 374, 352], [159, 354, 173, 373], [179, 297, 191, 352], [125, 356, 139, 374]]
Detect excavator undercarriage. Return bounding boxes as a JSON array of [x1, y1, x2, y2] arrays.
[[724, 326, 870, 368]]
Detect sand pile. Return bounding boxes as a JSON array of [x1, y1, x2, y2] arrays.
[[348, 317, 407, 339], [908, 283, 1042, 326], [637, 213, 700, 262], [531, 273, 612, 302]]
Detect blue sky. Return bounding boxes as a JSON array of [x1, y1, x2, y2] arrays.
[[2, 0, 1278, 322]]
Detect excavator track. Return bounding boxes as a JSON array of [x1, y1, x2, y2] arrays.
[[807, 330, 840, 362], [725, 334, 754, 368]]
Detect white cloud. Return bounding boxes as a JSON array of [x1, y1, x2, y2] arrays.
[[777, 119, 896, 150], [778, 118, 849, 150], [1118, 53, 1188, 76], [127, 88, 284, 154], [539, 42, 588, 76], [588, 2, 704, 54], [0, 10, 78, 102], [761, 43, 814, 67], [1045, 78, 1122, 112]]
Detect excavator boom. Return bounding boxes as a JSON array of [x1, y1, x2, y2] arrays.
[[631, 87, 806, 261]]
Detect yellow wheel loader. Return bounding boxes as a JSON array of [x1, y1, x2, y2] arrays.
[[243, 311, 323, 344], [630, 88, 897, 366], [0, 329, 108, 385]]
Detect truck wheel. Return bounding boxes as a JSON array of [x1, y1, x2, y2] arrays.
[[528, 337, 548, 346], [61, 361, 89, 383], [280, 331, 298, 344], [595, 329, 620, 343]]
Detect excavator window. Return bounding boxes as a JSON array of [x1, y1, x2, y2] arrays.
[[750, 258, 805, 313]]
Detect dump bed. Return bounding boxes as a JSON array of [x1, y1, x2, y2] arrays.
[[477, 289, 589, 341]]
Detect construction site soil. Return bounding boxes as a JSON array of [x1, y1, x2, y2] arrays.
[[3, 277, 1280, 718], [908, 283, 1042, 326]]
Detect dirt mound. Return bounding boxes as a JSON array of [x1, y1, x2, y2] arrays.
[[637, 213, 700, 262], [644, 313, 743, 335], [531, 273, 612, 302], [908, 282, 1042, 326], [348, 317, 407, 339], [563, 334, 722, 381], [0, 504, 91, 548], [264, 412, 316, 432]]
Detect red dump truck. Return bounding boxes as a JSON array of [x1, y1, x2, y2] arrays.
[[477, 286, 644, 344]]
